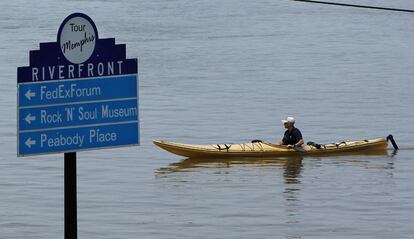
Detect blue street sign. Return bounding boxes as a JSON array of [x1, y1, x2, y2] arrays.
[[18, 75, 137, 107], [19, 98, 138, 131], [17, 13, 139, 156], [18, 123, 139, 156]]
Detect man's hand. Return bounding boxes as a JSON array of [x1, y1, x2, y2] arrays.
[[287, 144, 294, 149]]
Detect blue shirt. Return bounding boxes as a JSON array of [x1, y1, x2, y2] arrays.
[[282, 127, 303, 145]]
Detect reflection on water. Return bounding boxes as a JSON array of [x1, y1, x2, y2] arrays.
[[157, 156, 307, 231], [151, 151, 399, 234], [390, 149, 398, 158], [157, 156, 305, 199], [282, 158, 303, 227], [156, 149, 391, 175], [157, 156, 303, 175], [283, 157, 303, 184]]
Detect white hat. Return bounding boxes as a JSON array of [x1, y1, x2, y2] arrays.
[[281, 116, 295, 124]]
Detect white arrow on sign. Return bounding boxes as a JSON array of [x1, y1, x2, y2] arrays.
[[25, 90, 36, 100], [25, 113, 36, 124], [25, 138, 36, 148]]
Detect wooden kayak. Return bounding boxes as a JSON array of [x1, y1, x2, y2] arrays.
[[153, 136, 394, 158]]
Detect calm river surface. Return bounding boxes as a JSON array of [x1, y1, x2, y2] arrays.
[[1, 0, 414, 238]]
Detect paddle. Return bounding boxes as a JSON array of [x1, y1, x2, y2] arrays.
[[251, 140, 306, 153], [386, 134, 399, 150]]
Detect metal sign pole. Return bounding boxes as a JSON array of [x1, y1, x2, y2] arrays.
[[64, 152, 77, 239]]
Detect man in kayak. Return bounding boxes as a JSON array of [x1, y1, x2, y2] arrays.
[[280, 117, 304, 148]]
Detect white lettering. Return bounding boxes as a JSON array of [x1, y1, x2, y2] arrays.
[[101, 104, 137, 119], [117, 61, 123, 74], [41, 133, 84, 148], [40, 110, 62, 124], [40, 86, 47, 99], [87, 63, 94, 77], [89, 129, 117, 143], [68, 65, 75, 78], [40, 134, 48, 147], [32, 68, 39, 81], [97, 62, 104, 76], [65, 107, 74, 121], [39, 84, 101, 100], [78, 63, 83, 76], [58, 65, 64, 79], [30, 61, 125, 80], [48, 66, 55, 79], [107, 61, 114, 75], [78, 107, 97, 121]]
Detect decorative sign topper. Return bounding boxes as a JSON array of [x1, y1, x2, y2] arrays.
[[58, 14, 98, 64], [17, 13, 139, 157]]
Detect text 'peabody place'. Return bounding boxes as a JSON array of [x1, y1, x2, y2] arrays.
[[41, 129, 117, 148]]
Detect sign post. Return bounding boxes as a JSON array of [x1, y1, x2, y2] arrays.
[[17, 13, 139, 238], [64, 152, 77, 239]]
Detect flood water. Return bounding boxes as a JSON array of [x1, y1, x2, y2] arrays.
[[1, 0, 414, 238]]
